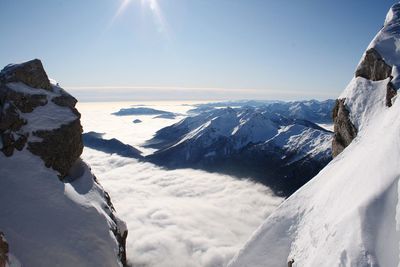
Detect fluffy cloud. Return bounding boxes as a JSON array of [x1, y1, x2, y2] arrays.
[[82, 148, 282, 267], [78, 102, 282, 266]]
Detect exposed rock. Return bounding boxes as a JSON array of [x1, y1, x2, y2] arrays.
[[0, 85, 47, 113], [0, 59, 128, 266], [386, 81, 397, 107], [0, 59, 83, 177], [52, 89, 80, 117], [0, 232, 9, 267], [0, 59, 52, 90], [0, 102, 28, 156], [332, 99, 357, 157], [355, 48, 392, 81], [101, 184, 128, 266], [28, 119, 83, 178]]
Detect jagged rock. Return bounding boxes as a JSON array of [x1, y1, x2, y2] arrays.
[[0, 59, 52, 90], [0, 59, 83, 177], [355, 48, 392, 81], [0, 232, 9, 267], [1, 89, 47, 113], [52, 89, 81, 118], [28, 119, 83, 178], [332, 99, 357, 157], [0, 60, 128, 267], [386, 81, 397, 107]]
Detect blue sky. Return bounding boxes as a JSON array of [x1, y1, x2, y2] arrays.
[[0, 0, 397, 101]]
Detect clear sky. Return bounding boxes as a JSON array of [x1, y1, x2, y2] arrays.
[[0, 0, 397, 101]]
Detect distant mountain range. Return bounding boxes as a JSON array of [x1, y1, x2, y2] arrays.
[[83, 132, 143, 159], [145, 100, 334, 196]]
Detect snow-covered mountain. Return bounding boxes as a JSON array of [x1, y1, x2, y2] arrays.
[[228, 3, 400, 267], [0, 60, 127, 267], [188, 99, 335, 124], [146, 105, 332, 196]]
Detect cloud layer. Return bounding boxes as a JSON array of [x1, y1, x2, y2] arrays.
[[78, 101, 282, 266], [82, 148, 282, 267]]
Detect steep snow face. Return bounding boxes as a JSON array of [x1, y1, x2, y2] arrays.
[[228, 3, 400, 267], [0, 153, 123, 267]]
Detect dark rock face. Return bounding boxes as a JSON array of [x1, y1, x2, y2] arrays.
[[332, 99, 358, 157], [0, 60, 83, 178], [0, 233, 9, 267], [0, 59, 128, 266], [102, 190, 128, 266], [355, 48, 392, 81], [28, 120, 83, 178], [0, 59, 52, 90], [333, 48, 397, 157], [386, 81, 397, 107]]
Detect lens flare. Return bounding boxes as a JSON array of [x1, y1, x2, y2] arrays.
[[110, 0, 170, 39]]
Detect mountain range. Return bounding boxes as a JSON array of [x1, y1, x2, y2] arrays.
[[146, 102, 333, 196]]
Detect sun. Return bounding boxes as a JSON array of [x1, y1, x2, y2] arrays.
[[110, 0, 168, 37]]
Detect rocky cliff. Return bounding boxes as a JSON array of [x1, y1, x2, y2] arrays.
[[333, 45, 398, 156], [0, 59, 127, 266]]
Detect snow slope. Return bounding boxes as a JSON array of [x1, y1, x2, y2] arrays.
[[228, 3, 400, 267], [0, 153, 123, 267]]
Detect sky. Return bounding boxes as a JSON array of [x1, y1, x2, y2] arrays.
[[0, 0, 397, 101]]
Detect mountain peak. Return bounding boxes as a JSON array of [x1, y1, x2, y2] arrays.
[[0, 59, 52, 91], [0, 59, 128, 266]]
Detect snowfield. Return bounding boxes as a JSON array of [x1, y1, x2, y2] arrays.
[[228, 3, 400, 267]]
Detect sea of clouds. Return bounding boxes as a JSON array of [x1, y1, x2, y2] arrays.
[[78, 101, 282, 267]]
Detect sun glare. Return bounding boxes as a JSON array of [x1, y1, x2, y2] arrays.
[[110, 0, 169, 38]]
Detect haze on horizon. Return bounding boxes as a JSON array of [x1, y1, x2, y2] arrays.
[[0, 0, 397, 101]]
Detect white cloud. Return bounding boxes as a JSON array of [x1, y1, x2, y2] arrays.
[[82, 148, 282, 267], [78, 101, 282, 266]]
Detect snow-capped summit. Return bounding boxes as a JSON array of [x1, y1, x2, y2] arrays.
[[228, 3, 400, 267], [146, 105, 332, 196], [0, 59, 127, 267]]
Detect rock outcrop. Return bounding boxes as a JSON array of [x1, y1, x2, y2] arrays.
[[0, 233, 8, 267], [355, 48, 392, 81], [0, 59, 82, 178], [0, 59, 52, 90], [332, 99, 357, 157], [333, 48, 398, 157], [0, 59, 128, 266]]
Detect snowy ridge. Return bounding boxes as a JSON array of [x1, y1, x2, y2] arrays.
[[228, 3, 400, 267], [147, 105, 332, 196]]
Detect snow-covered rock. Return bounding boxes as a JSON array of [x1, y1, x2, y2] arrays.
[[146, 106, 332, 196], [228, 3, 400, 267], [0, 60, 128, 266]]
